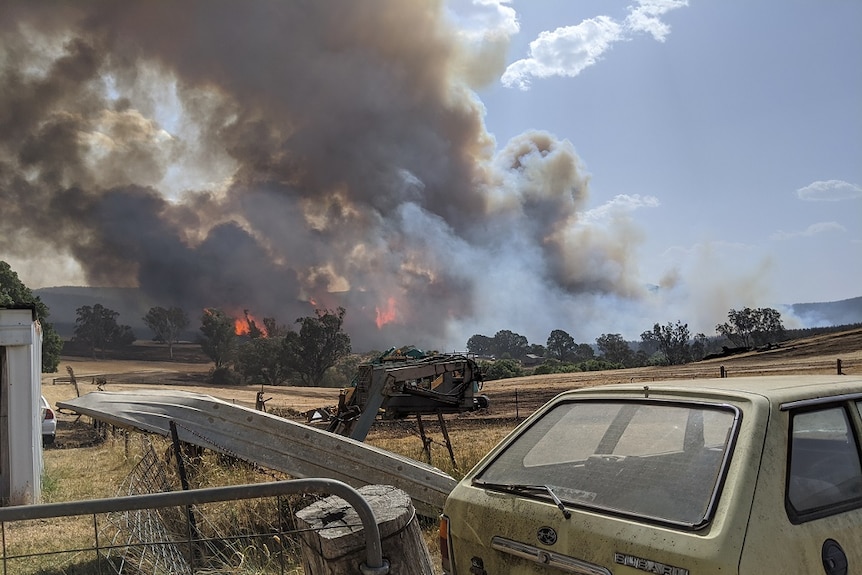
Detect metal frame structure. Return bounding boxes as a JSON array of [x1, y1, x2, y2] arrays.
[[0, 478, 389, 575]]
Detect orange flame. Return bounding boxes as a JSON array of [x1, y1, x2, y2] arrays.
[[234, 310, 264, 336], [375, 297, 398, 329]]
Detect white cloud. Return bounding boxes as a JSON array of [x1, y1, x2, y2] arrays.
[[502, 0, 688, 89], [582, 193, 660, 222], [447, 0, 519, 40], [625, 0, 689, 42], [502, 16, 622, 89], [770, 221, 847, 241], [796, 180, 862, 201]]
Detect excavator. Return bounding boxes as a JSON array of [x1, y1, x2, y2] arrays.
[[321, 347, 489, 461]]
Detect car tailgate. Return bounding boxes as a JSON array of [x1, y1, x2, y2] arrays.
[[444, 486, 745, 575]]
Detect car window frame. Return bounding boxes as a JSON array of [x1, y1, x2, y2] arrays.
[[783, 400, 862, 524]]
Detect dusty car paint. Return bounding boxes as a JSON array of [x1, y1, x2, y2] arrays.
[[739, 394, 862, 573], [442, 375, 862, 575]]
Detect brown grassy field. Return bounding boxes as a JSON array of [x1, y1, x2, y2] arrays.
[[42, 327, 862, 441], [39, 327, 862, 478], [27, 327, 862, 573]]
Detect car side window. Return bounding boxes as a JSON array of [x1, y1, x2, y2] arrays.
[[787, 406, 862, 521]]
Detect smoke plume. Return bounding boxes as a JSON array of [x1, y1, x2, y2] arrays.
[[0, 1, 659, 350]]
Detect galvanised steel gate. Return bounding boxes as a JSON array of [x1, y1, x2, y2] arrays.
[[0, 479, 387, 575]]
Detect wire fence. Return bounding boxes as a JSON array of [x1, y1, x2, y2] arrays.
[[0, 437, 387, 575]]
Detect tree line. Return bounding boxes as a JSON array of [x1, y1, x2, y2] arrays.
[[467, 307, 788, 379], [0, 259, 834, 385], [71, 303, 351, 387], [0, 260, 353, 385]]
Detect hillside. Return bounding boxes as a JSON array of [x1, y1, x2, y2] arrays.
[[35, 286, 160, 339], [789, 296, 862, 327]]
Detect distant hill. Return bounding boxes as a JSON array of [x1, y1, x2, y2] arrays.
[[35, 286, 160, 340], [787, 296, 862, 327]]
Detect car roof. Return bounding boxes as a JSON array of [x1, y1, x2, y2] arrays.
[[556, 374, 862, 407]]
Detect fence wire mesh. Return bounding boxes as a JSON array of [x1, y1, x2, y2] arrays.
[[0, 433, 338, 575]]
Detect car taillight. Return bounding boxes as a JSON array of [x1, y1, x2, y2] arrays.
[[44, 408, 55, 420], [439, 514, 453, 574]]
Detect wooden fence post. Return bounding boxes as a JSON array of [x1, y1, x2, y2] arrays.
[[296, 484, 434, 575]]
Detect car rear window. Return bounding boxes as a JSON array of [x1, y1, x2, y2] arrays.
[[475, 400, 738, 528]]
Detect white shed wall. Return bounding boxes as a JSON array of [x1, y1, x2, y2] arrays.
[[0, 308, 43, 505]]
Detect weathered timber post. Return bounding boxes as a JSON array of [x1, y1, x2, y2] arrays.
[[296, 484, 433, 575]]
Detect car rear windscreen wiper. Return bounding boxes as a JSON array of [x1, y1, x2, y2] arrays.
[[474, 480, 572, 519]]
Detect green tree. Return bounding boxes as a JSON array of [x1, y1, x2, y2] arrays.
[[546, 329, 576, 361], [534, 358, 582, 375], [233, 314, 293, 386], [640, 321, 692, 365], [596, 333, 634, 367], [199, 308, 237, 369], [0, 261, 63, 372], [73, 303, 135, 358], [330, 353, 364, 388], [716, 307, 785, 348], [528, 343, 546, 357], [142, 306, 189, 359], [235, 335, 292, 386], [581, 358, 624, 371], [466, 334, 493, 356], [481, 358, 524, 380], [572, 343, 595, 363], [492, 329, 529, 360], [283, 307, 351, 387], [690, 333, 709, 361]]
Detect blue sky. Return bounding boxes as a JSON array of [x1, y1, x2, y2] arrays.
[[455, 0, 861, 310]]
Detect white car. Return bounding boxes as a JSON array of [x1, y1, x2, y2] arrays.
[[40, 395, 56, 446]]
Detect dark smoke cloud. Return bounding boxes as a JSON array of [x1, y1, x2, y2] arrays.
[[0, 0, 652, 350]]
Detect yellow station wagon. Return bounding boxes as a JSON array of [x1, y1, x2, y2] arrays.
[[440, 375, 862, 575]]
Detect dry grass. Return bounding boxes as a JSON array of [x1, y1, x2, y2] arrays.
[[10, 437, 310, 575], [42, 438, 136, 501], [21, 327, 861, 574], [3, 440, 135, 575]]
